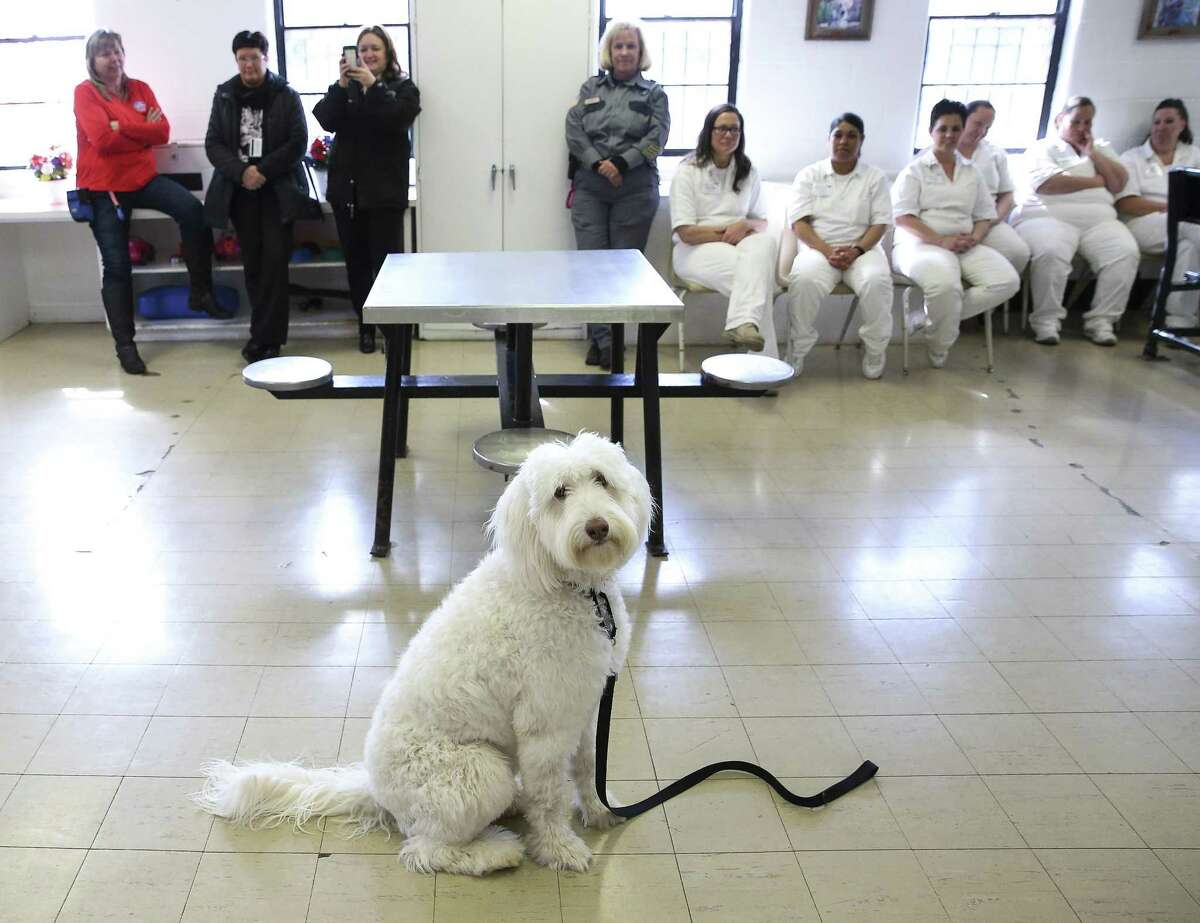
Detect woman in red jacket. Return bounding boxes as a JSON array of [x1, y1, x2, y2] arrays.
[[74, 29, 223, 374]]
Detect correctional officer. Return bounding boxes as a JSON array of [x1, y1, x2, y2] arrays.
[[891, 99, 1020, 368], [786, 112, 894, 379], [1011, 96, 1139, 346], [1118, 98, 1200, 328], [956, 100, 1030, 274], [566, 19, 670, 369]]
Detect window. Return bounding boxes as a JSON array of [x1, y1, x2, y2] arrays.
[[916, 0, 1071, 151], [600, 0, 743, 156], [0, 3, 93, 169], [274, 0, 411, 147]]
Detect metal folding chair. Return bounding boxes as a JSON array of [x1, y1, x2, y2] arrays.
[[1144, 167, 1200, 360]]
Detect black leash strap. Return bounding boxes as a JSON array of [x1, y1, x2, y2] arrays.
[[594, 673, 879, 816]]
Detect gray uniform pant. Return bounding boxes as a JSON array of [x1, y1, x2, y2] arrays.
[[571, 165, 660, 351]]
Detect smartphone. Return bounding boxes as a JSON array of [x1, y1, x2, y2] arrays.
[[343, 45, 359, 69]]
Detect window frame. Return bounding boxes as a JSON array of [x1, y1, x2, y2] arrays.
[[596, 0, 743, 157], [915, 0, 1072, 154], [0, 33, 88, 170]]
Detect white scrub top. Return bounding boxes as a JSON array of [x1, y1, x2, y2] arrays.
[[891, 149, 996, 238], [670, 157, 764, 237], [1014, 136, 1122, 224], [787, 158, 891, 247], [968, 138, 1015, 197], [1117, 140, 1200, 203]]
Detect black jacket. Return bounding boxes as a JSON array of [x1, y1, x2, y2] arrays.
[[203, 71, 316, 228], [312, 73, 420, 210]]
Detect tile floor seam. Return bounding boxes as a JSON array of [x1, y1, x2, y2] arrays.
[[1151, 845, 1200, 911]]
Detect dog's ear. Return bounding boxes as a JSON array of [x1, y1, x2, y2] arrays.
[[487, 466, 562, 594], [626, 458, 654, 541]]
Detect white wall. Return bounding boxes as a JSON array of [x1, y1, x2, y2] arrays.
[[1054, 0, 1199, 153], [737, 0, 929, 181]]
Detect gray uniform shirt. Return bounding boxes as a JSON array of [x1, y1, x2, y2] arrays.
[[565, 72, 670, 173]]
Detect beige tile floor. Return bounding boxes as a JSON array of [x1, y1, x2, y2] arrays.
[[2, 321, 1200, 922]]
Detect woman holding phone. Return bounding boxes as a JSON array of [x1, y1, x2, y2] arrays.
[[314, 25, 421, 353]]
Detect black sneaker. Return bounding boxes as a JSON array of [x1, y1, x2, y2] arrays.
[[359, 327, 377, 354], [116, 344, 146, 374], [241, 340, 279, 363], [190, 290, 235, 320], [585, 342, 602, 366]]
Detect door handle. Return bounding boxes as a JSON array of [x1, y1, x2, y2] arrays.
[[508, 164, 516, 191], [490, 164, 499, 190]]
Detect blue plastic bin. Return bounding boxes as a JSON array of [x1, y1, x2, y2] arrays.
[[136, 284, 239, 320]]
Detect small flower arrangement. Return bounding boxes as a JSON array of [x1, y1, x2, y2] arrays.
[[307, 135, 333, 168], [29, 145, 73, 181]]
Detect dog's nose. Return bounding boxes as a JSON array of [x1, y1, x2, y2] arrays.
[[585, 517, 609, 542]]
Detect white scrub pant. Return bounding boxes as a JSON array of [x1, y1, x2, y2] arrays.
[[1126, 211, 1200, 323], [1015, 215, 1139, 332], [785, 245, 893, 364], [673, 231, 780, 357], [891, 241, 1020, 353], [982, 221, 1031, 274]]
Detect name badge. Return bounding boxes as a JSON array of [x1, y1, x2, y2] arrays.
[[584, 96, 601, 105], [249, 138, 263, 159], [133, 100, 147, 113]]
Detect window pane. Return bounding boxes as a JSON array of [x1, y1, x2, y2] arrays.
[[928, 0, 1056, 14], [0, 102, 74, 167], [0, 2, 92, 40], [915, 82, 1045, 150], [926, 18, 1053, 85], [640, 20, 730, 85], [0, 38, 86, 104], [281, 0, 409, 28], [660, 84, 726, 150], [285, 25, 410, 94], [606, 0, 733, 18]]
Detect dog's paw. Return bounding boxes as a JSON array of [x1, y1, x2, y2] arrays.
[[528, 826, 593, 872], [577, 797, 626, 830]]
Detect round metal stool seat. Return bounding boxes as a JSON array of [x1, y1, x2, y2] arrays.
[[472, 427, 574, 476], [472, 321, 548, 331], [700, 353, 796, 390], [242, 356, 333, 391]]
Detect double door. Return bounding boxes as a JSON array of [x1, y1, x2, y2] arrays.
[[413, 0, 592, 255]]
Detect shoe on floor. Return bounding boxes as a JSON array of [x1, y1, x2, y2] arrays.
[[1083, 322, 1117, 346], [241, 340, 281, 364], [862, 348, 886, 380], [722, 322, 765, 352], [189, 289, 235, 320], [359, 327, 377, 354], [927, 349, 948, 369], [1032, 325, 1060, 345], [115, 344, 146, 375], [585, 342, 602, 366]]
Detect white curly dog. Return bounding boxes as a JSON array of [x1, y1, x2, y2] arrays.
[[195, 432, 651, 875]]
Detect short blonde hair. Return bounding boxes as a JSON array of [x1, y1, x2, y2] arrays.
[[599, 20, 652, 72]]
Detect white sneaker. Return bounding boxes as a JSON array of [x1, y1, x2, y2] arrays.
[[722, 323, 765, 352], [786, 355, 804, 376], [862, 349, 886, 380], [927, 349, 948, 369], [1032, 326, 1060, 346], [1084, 322, 1118, 346]]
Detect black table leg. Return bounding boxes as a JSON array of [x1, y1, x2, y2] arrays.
[[638, 322, 668, 557], [373, 325, 403, 558], [610, 323, 624, 444], [395, 323, 413, 458], [512, 323, 534, 427]]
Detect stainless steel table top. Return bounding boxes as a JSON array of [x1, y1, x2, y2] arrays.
[[364, 249, 683, 324]]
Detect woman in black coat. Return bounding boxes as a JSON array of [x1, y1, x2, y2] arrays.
[[204, 30, 314, 363], [314, 25, 421, 353]]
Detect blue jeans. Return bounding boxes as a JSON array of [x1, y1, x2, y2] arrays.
[[88, 175, 211, 345]]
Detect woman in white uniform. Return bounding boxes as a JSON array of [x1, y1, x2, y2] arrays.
[[1012, 95, 1139, 346], [891, 99, 1020, 367], [957, 100, 1030, 273], [670, 103, 778, 356], [786, 112, 893, 378], [1118, 98, 1200, 328]]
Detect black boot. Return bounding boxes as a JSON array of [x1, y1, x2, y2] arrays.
[[182, 234, 232, 319], [116, 343, 146, 374], [359, 325, 377, 354], [101, 282, 137, 347]]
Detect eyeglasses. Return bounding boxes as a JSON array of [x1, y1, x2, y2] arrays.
[[713, 126, 741, 135]]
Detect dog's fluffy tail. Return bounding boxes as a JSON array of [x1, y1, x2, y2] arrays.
[[193, 761, 391, 836]]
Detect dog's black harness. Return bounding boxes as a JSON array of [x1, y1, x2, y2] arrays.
[[586, 589, 879, 817]]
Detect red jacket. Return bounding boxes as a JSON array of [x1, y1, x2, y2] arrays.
[[74, 79, 170, 191]]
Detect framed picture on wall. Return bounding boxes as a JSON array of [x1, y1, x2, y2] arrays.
[[806, 0, 874, 41], [1138, 0, 1200, 38]]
